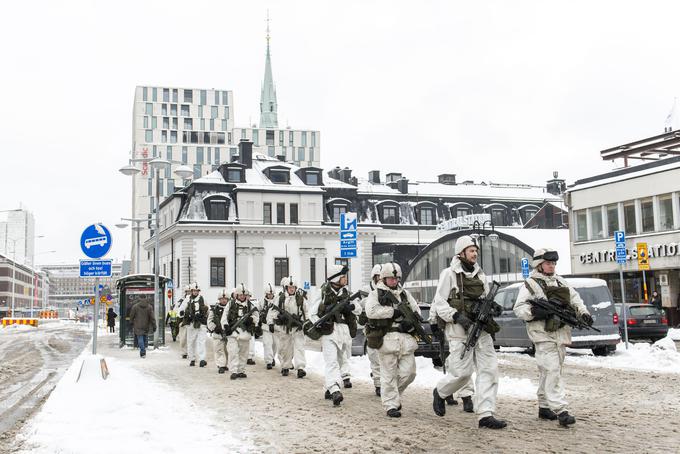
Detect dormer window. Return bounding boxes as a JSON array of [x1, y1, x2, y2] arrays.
[[227, 169, 242, 182], [295, 167, 323, 186], [264, 165, 291, 184], [382, 206, 398, 224], [306, 172, 319, 185], [418, 207, 436, 225], [203, 195, 230, 221]]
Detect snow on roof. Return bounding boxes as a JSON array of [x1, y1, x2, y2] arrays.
[[569, 158, 680, 192], [407, 181, 558, 201], [193, 171, 229, 184]]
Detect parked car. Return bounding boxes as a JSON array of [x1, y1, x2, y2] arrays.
[[494, 278, 621, 356], [614, 303, 668, 342]]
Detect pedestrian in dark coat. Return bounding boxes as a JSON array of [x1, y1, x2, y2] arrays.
[[107, 308, 117, 333], [651, 291, 662, 310], [129, 300, 157, 357]]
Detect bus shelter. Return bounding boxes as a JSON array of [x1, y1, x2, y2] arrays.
[[116, 274, 172, 348]]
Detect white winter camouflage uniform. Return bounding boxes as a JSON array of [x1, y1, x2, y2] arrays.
[[360, 281, 381, 388], [207, 302, 228, 369], [176, 296, 189, 356], [365, 282, 420, 411], [220, 299, 259, 374], [430, 256, 499, 420], [267, 291, 307, 371], [261, 296, 280, 366], [514, 270, 588, 413], [309, 284, 362, 394]]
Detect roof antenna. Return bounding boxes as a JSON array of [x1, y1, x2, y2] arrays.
[[664, 97, 677, 133]]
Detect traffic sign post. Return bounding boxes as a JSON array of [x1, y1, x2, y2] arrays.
[[615, 230, 629, 349], [521, 258, 530, 279], [80, 223, 112, 356], [339, 213, 358, 259], [637, 243, 650, 304]]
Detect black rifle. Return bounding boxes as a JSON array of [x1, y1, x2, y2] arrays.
[[270, 304, 305, 330], [461, 281, 501, 360], [433, 325, 447, 374], [304, 290, 367, 340], [382, 291, 432, 344], [529, 298, 600, 332], [225, 305, 258, 336]]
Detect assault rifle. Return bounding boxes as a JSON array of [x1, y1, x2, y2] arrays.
[[529, 298, 600, 332], [225, 305, 258, 336], [304, 290, 367, 340], [461, 281, 501, 360], [270, 304, 305, 330], [382, 291, 432, 344]]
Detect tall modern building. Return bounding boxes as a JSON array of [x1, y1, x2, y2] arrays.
[[0, 208, 36, 266], [129, 22, 321, 273]]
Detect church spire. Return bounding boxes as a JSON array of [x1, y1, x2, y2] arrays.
[[260, 10, 278, 129]]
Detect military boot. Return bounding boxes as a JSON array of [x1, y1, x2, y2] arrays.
[[281, 368, 289, 376], [324, 390, 332, 400], [478, 416, 507, 429], [331, 391, 344, 406], [432, 388, 446, 417], [539, 407, 557, 421], [462, 396, 474, 413], [218, 367, 227, 374], [375, 387, 381, 397], [297, 369, 306, 379], [558, 411, 576, 427], [230, 373, 239, 380], [343, 378, 352, 388], [266, 363, 273, 370], [189, 360, 195, 367], [445, 395, 458, 406], [272, 359, 275, 366], [238, 372, 247, 378], [247, 359, 256, 365], [199, 360, 207, 367], [386, 408, 401, 418], [182, 354, 188, 359]]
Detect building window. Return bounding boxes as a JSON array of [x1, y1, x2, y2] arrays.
[[210, 119, 215, 131], [659, 194, 674, 231], [163, 88, 169, 102], [166, 145, 173, 160], [222, 91, 228, 105], [263, 203, 272, 224], [193, 164, 201, 179], [181, 104, 190, 116], [590, 207, 604, 239], [310, 257, 316, 286], [172, 117, 178, 129], [211, 106, 218, 119], [624, 201, 636, 234], [491, 208, 505, 226], [152, 87, 157, 102], [289, 131, 294, 146], [170, 131, 177, 143], [162, 104, 168, 115], [268, 170, 290, 184], [200, 90, 206, 105], [210, 258, 225, 287], [575, 210, 587, 241], [143, 116, 149, 128], [297, 147, 305, 161], [214, 148, 220, 164], [455, 207, 471, 218], [290, 203, 298, 224], [277, 203, 285, 224], [142, 87, 148, 101], [524, 209, 538, 222], [641, 198, 654, 232], [162, 117, 169, 129], [145, 103, 153, 115], [145, 130, 153, 142], [170, 104, 177, 116], [606, 204, 618, 237], [167, 180, 174, 196], [152, 117, 157, 129], [332, 205, 347, 222], [184, 89, 193, 103], [172, 89, 178, 102], [161, 130, 168, 143], [181, 146, 188, 164], [306, 172, 319, 185], [382, 206, 398, 224], [301, 131, 307, 147], [311, 131, 317, 147], [184, 118, 193, 130], [419, 207, 435, 225], [275, 258, 289, 284], [227, 169, 241, 182], [252, 129, 259, 146], [209, 200, 228, 220]]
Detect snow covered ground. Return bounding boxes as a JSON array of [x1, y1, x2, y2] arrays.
[[14, 350, 253, 453], [563, 338, 680, 374], [668, 327, 680, 341]]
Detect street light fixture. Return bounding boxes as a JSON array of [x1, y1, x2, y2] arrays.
[[471, 220, 499, 281], [119, 156, 194, 348]]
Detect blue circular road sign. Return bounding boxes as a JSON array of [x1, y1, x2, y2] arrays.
[[80, 223, 112, 259]]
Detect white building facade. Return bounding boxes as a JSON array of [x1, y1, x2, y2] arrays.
[[0, 209, 36, 267]]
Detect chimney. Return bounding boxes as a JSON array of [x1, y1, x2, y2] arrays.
[[341, 167, 352, 183], [231, 154, 240, 163], [386, 172, 402, 183], [328, 166, 342, 180], [368, 170, 381, 184], [438, 173, 456, 185], [546, 171, 566, 195], [238, 139, 253, 168], [396, 177, 409, 194]]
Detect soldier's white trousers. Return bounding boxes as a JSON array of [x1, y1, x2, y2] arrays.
[[321, 333, 352, 393], [262, 330, 279, 365], [275, 330, 306, 370], [179, 324, 188, 355], [186, 325, 206, 361], [535, 341, 568, 413], [367, 346, 381, 387], [211, 336, 228, 368], [436, 332, 498, 420], [227, 338, 250, 373], [248, 337, 255, 359], [377, 332, 417, 411]]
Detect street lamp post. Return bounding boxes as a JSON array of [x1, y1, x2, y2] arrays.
[[116, 219, 145, 273], [120, 157, 193, 348], [470, 220, 499, 281]]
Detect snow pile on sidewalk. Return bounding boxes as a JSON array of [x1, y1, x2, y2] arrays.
[[668, 328, 680, 341], [15, 352, 252, 454], [565, 342, 680, 374], [304, 349, 536, 399]]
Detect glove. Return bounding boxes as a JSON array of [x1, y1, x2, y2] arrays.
[[244, 317, 254, 328], [343, 303, 356, 315], [453, 312, 472, 331], [492, 302, 503, 317], [530, 306, 551, 321], [392, 307, 404, 319], [223, 324, 231, 336], [179, 311, 184, 317], [580, 313, 594, 326], [276, 314, 286, 324], [269, 324, 275, 333], [400, 319, 414, 333]]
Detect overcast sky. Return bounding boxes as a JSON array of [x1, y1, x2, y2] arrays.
[[2, 0, 680, 265]]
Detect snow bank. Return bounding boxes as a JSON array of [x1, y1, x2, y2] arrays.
[[565, 342, 680, 374], [304, 348, 536, 399], [15, 352, 252, 453], [668, 328, 680, 341]]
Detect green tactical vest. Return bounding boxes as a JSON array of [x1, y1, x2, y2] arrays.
[[445, 272, 500, 335], [365, 289, 410, 350], [317, 284, 357, 338], [211, 304, 226, 334], [277, 292, 306, 332], [227, 300, 255, 334], [529, 277, 571, 332]]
